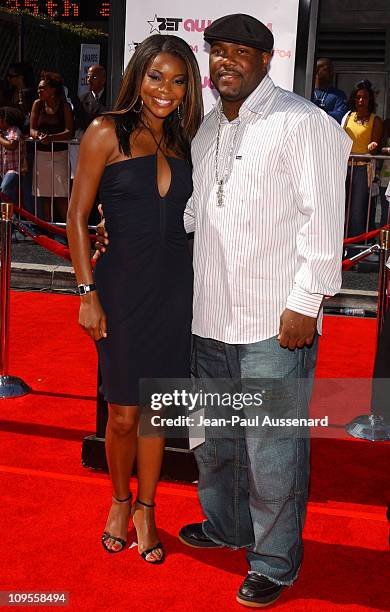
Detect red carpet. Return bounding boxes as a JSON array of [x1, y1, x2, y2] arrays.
[[0, 292, 389, 611]]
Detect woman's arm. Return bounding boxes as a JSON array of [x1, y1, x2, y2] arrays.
[[66, 117, 116, 340], [29, 99, 41, 139]]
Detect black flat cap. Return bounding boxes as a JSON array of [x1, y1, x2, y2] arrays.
[[204, 14, 274, 52]]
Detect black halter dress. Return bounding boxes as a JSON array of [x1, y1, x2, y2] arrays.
[[94, 144, 193, 405]]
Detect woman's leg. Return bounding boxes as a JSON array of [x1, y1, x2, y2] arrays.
[[54, 197, 68, 222], [103, 403, 139, 551], [41, 197, 52, 221], [133, 436, 166, 561]]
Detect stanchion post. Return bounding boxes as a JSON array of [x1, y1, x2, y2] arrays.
[[0, 202, 12, 375], [345, 228, 390, 441], [0, 202, 31, 398], [376, 228, 390, 345]]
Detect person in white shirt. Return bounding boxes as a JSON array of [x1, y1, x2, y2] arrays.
[[176, 14, 351, 608], [95, 14, 351, 607]]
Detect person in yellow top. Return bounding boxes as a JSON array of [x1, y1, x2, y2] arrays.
[[342, 79, 382, 237]]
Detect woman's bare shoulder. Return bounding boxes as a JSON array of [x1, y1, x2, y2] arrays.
[[80, 116, 118, 157], [86, 115, 116, 138]]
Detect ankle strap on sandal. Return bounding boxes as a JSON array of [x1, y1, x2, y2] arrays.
[[136, 498, 155, 508], [113, 492, 132, 503]]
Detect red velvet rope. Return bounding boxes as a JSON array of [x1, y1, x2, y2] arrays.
[[341, 258, 355, 271], [14, 206, 95, 242], [34, 235, 72, 261], [14, 223, 96, 269], [28, 231, 367, 273], [14, 205, 388, 248], [13, 210, 388, 274], [34, 235, 97, 268], [343, 225, 390, 245]]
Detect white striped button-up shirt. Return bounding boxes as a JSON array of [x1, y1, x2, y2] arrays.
[[184, 75, 352, 344]]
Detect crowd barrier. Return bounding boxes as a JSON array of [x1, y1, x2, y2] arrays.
[[346, 153, 390, 247], [11, 137, 80, 226]]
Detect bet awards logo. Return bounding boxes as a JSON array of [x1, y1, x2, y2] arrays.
[[147, 15, 211, 33]]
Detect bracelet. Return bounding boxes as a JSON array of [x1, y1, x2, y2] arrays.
[[77, 283, 96, 296]]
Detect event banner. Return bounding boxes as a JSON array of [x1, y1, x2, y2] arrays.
[[124, 1, 300, 112]]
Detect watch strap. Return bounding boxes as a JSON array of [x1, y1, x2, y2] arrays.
[[77, 283, 96, 296]]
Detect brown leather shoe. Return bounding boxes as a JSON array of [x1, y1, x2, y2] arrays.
[[236, 573, 285, 607]]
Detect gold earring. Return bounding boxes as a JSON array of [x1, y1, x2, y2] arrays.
[[133, 98, 143, 114]]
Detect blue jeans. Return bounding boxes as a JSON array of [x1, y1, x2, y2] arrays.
[[0, 171, 19, 202], [192, 334, 318, 585]]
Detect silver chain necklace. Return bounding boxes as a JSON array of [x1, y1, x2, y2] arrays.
[[215, 106, 241, 207]]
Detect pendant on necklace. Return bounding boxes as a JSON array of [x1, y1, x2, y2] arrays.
[[217, 181, 224, 207]]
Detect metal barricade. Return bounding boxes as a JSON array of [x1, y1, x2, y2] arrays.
[[345, 153, 390, 246], [12, 137, 80, 226], [30, 137, 80, 223]]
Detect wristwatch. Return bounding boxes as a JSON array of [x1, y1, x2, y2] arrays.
[[77, 283, 96, 296]]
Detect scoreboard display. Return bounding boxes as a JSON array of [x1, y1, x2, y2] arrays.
[[0, 1, 110, 20]]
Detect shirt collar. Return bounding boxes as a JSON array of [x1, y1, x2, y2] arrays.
[[240, 75, 276, 116], [215, 74, 276, 123], [92, 89, 104, 100]]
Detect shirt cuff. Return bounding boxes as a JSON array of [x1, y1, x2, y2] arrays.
[[286, 286, 324, 318]]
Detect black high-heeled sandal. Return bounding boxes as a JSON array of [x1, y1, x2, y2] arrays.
[[101, 492, 132, 554], [134, 498, 165, 564]]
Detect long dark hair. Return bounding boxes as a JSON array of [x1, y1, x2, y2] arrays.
[[348, 79, 376, 114], [106, 35, 203, 160]]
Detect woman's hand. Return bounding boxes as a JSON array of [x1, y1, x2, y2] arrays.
[[367, 141, 378, 153], [93, 204, 109, 261], [79, 293, 107, 341], [38, 132, 51, 145]]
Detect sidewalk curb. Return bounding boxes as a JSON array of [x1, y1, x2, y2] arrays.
[[11, 262, 76, 291]]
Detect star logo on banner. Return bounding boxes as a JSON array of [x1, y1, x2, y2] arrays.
[[147, 14, 160, 34], [128, 42, 138, 53]]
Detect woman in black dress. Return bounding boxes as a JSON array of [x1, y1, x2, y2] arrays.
[[67, 35, 202, 563]]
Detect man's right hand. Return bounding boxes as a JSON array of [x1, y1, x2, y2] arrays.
[[93, 204, 109, 260]]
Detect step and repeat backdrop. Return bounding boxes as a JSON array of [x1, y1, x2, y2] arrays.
[[124, 2, 301, 112]]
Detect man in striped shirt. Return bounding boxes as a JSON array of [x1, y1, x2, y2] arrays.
[[178, 14, 352, 607]]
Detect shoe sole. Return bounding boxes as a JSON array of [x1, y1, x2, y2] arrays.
[[236, 591, 283, 608], [178, 533, 224, 549]]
